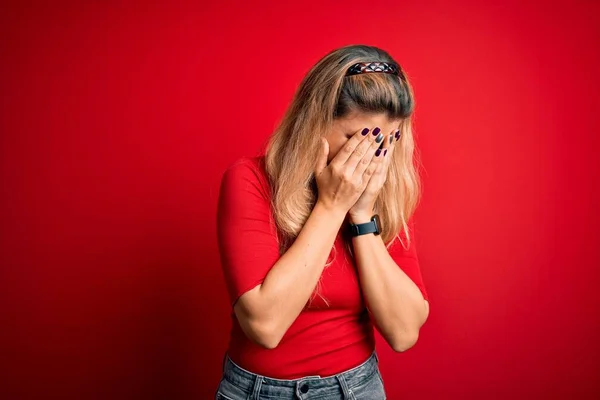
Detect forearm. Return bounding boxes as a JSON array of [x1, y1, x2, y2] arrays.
[[351, 230, 428, 352], [255, 202, 346, 344]]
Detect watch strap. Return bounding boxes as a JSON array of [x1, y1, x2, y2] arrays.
[[348, 215, 381, 237]]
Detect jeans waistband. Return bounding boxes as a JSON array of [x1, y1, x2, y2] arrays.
[[220, 350, 380, 398]]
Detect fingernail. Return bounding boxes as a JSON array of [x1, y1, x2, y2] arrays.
[[375, 149, 382, 157], [372, 127, 381, 136], [395, 130, 401, 141], [384, 149, 388, 156], [361, 128, 370, 136], [375, 133, 384, 143], [389, 135, 393, 144]]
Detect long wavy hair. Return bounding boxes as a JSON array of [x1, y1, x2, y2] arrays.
[[262, 44, 422, 305]]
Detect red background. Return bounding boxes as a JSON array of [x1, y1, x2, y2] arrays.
[[1, 1, 599, 399]]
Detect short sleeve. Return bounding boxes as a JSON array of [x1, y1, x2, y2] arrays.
[[216, 157, 281, 307], [387, 220, 429, 301]]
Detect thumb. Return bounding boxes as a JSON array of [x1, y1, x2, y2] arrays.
[[315, 138, 329, 175]]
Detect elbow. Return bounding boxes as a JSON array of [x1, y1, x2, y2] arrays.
[[257, 337, 281, 350], [262, 328, 284, 349], [387, 300, 429, 352], [233, 289, 288, 349], [391, 331, 419, 353], [234, 294, 283, 349], [243, 317, 283, 350]]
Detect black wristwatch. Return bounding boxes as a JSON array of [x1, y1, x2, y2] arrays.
[[348, 214, 381, 237]]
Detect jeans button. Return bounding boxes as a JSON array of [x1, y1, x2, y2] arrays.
[[300, 383, 309, 393]]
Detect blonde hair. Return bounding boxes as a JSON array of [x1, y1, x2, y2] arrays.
[[261, 45, 422, 306]]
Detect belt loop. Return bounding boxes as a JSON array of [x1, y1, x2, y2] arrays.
[[335, 374, 352, 400], [249, 374, 264, 400]]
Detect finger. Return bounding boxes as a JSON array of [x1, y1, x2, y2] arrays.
[[388, 129, 399, 151], [354, 129, 386, 179], [315, 138, 329, 175], [394, 127, 402, 144], [344, 127, 383, 174], [363, 159, 385, 193], [379, 128, 397, 158], [329, 127, 371, 169], [359, 127, 396, 183], [379, 129, 398, 176]]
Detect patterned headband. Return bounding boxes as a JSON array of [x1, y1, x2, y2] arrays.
[[345, 62, 401, 77]]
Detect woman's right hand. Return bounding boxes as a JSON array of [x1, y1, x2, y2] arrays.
[[314, 127, 386, 215]]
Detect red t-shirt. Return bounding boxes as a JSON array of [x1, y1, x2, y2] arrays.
[[217, 155, 428, 379]]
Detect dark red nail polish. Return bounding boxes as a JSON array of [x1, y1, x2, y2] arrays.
[[372, 127, 381, 136], [395, 130, 401, 141], [384, 149, 388, 156], [375, 149, 382, 157], [361, 128, 370, 136]]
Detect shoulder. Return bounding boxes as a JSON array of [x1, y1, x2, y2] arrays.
[[224, 155, 264, 175], [220, 155, 271, 200]]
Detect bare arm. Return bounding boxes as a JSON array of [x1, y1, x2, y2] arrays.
[[349, 224, 429, 352], [234, 202, 345, 349], [345, 128, 430, 352]]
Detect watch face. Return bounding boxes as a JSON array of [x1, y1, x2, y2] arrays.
[[372, 214, 381, 234]]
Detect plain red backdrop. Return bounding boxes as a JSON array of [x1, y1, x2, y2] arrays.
[[1, 0, 599, 399]]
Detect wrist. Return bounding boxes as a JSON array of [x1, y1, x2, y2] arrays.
[[314, 201, 348, 224], [348, 212, 374, 225]]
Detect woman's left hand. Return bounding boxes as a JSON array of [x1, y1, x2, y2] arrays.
[[348, 129, 399, 223]]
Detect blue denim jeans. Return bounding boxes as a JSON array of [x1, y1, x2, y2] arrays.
[[215, 350, 386, 399]]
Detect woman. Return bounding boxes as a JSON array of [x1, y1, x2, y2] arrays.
[[216, 44, 430, 399]]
